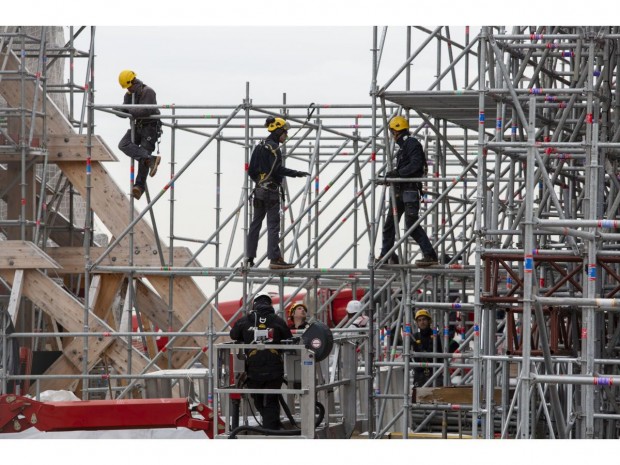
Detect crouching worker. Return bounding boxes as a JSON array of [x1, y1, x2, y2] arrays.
[[230, 291, 293, 430]]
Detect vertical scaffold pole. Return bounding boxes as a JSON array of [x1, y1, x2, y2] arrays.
[[242, 82, 251, 310], [369, 26, 378, 438], [82, 27, 96, 400], [583, 34, 597, 438], [472, 26, 488, 439], [519, 94, 537, 438]]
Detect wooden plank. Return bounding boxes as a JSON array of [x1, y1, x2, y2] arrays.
[[46, 134, 117, 162], [90, 274, 124, 327], [0, 240, 60, 269], [7, 269, 24, 326], [46, 246, 198, 274], [415, 386, 502, 405], [134, 280, 203, 368]]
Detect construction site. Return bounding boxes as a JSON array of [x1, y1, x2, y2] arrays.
[[1, 25, 620, 441]]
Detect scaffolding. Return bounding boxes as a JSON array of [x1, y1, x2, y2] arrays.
[[1, 25, 620, 439]]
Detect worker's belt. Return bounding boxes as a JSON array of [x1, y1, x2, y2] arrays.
[[258, 181, 280, 191]]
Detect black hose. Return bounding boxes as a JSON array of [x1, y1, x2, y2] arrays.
[[231, 399, 240, 430], [228, 401, 325, 439], [279, 394, 299, 428]]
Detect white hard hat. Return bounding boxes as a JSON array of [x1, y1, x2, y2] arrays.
[[346, 300, 362, 315], [253, 291, 272, 304]]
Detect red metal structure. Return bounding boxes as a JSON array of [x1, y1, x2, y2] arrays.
[[0, 394, 224, 438]]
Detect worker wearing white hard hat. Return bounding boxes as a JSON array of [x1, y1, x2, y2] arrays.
[[346, 300, 368, 328]]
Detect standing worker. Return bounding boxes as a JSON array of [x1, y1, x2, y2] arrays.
[[230, 291, 293, 430], [411, 309, 442, 387], [116, 70, 162, 200], [376, 116, 438, 267], [246, 116, 310, 270]]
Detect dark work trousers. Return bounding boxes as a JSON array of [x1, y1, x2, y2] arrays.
[[246, 378, 283, 430], [247, 187, 282, 261], [380, 193, 435, 258], [118, 124, 157, 188]]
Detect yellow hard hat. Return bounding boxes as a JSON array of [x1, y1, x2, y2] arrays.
[[266, 117, 291, 132], [288, 302, 307, 317], [414, 309, 432, 321], [389, 115, 409, 131], [118, 70, 136, 89]]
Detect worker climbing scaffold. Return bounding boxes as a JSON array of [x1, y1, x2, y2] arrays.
[[116, 69, 162, 200]]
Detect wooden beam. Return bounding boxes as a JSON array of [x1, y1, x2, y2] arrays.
[[90, 274, 124, 327], [0, 133, 117, 162], [45, 134, 117, 162], [134, 280, 206, 368], [0, 241, 60, 269], [58, 160, 226, 354], [415, 386, 502, 405], [0, 269, 155, 393], [45, 246, 199, 274], [7, 269, 24, 326]]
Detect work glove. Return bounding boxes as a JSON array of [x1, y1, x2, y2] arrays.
[[295, 171, 311, 177], [385, 170, 399, 178]]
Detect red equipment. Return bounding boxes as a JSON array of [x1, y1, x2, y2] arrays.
[[0, 394, 224, 438]]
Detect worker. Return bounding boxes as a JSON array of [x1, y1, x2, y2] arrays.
[[246, 116, 310, 270], [376, 116, 438, 267], [287, 302, 309, 330], [346, 300, 369, 328], [411, 309, 442, 387], [116, 70, 162, 200], [229, 291, 293, 430]]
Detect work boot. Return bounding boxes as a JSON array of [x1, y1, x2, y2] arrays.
[[269, 257, 295, 270], [245, 258, 255, 268], [131, 185, 144, 200], [375, 254, 399, 267], [149, 155, 161, 177], [416, 254, 438, 267]]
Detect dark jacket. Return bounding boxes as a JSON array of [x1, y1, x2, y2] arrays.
[[388, 132, 427, 194], [411, 327, 442, 386], [122, 78, 160, 124], [230, 303, 293, 382], [248, 133, 304, 186], [289, 321, 309, 330]]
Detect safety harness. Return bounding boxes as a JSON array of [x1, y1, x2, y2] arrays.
[[251, 104, 317, 204]]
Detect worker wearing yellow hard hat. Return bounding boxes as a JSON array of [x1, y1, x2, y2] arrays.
[[411, 308, 441, 387], [116, 70, 162, 200], [375, 115, 438, 268], [246, 116, 311, 270]]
